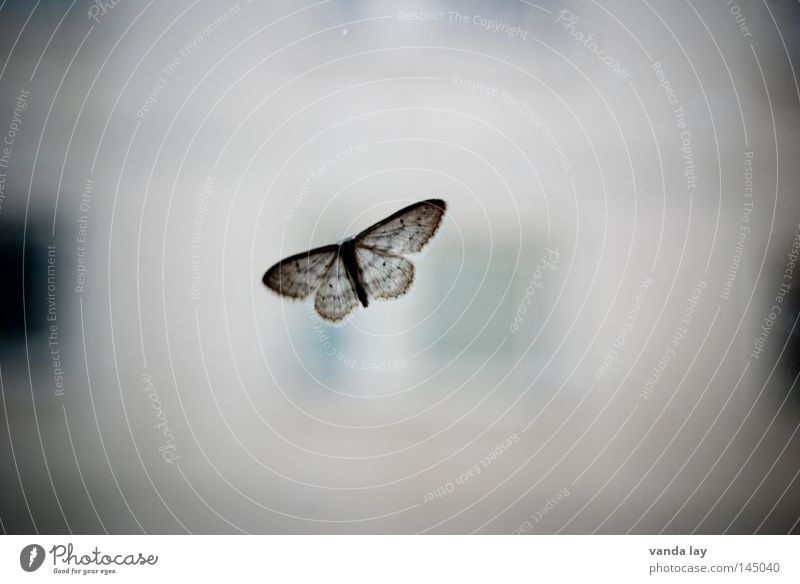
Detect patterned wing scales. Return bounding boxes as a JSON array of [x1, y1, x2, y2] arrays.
[[264, 199, 446, 322], [262, 245, 337, 299], [356, 199, 446, 254], [314, 255, 359, 323], [355, 247, 415, 300]]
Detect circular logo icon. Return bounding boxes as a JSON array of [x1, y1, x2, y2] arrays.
[[20, 544, 45, 572]]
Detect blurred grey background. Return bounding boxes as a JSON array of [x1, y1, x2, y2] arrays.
[[1, 0, 799, 534]]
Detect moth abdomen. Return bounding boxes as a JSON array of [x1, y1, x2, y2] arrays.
[[339, 238, 369, 308]]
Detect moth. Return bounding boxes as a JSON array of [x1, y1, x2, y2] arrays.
[[263, 199, 447, 323]]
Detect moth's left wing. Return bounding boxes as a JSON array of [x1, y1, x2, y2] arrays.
[[262, 244, 338, 299], [355, 198, 446, 255]]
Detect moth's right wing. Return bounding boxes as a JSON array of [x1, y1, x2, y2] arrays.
[[355, 198, 446, 255], [262, 245, 338, 299], [354, 246, 415, 300]]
